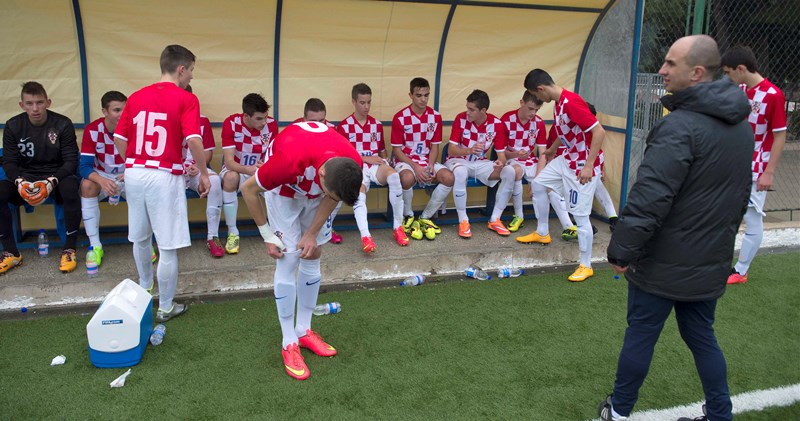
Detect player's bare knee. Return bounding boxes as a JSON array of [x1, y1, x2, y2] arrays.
[[80, 179, 100, 198], [438, 170, 455, 187], [399, 170, 415, 189], [222, 171, 239, 191]]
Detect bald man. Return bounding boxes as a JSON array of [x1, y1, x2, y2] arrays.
[[598, 35, 753, 421]]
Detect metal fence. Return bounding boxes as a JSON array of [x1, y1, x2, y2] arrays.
[[629, 0, 799, 219]]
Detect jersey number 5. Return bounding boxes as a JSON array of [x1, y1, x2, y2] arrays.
[[133, 111, 168, 156]]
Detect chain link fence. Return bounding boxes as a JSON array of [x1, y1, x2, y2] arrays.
[[630, 0, 799, 220]]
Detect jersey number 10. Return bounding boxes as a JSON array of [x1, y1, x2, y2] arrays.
[[133, 111, 168, 156]]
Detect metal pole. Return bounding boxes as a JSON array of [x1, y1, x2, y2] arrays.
[[692, 0, 707, 34]]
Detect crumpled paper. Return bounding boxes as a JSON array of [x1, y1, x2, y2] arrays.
[[50, 355, 66, 366], [110, 369, 132, 388]]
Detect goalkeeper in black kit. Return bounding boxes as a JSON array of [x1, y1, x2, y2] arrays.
[[1, 81, 81, 274]]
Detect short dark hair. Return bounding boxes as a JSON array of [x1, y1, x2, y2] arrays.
[[409, 77, 430, 93], [586, 102, 597, 116], [101, 91, 127, 109], [323, 157, 362, 206], [524, 69, 555, 91], [21, 81, 47, 100], [160, 44, 196, 75], [522, 90, 543, 106], [242, 93, 269, 116], [304, 98, 327, 115], [351, 83, 371, 100], [184, 84, 193, 93], [721, 45, 759, 73], [466, 89, 490, 111]]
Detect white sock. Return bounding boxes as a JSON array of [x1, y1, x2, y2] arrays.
[[512, 179, 524, 218], [402, 188, 414, 217], [421, 184, 452, 219], [575, 214, 593, 267], [549, 190, 573, 229], [353, 191, 370, 237], [81, 196, 102, 248], [533, 182, 551, 236], [295, 257, 321, 337], [595, 181, 617, 218], [156, 248, 178, 311], [735, 207, 763, 275], [490, 166, 515, 221], [133, 239, 154, 291], [206, 174, 222, 239], [274, 251, 300, 348], [387, 173, 404, 229], [222, 190, 239, 236], [453, 166, 468, 222]]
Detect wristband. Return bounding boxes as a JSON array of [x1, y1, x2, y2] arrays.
[[258, 223, 285, 249]]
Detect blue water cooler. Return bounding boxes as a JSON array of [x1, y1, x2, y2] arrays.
[[87, 279, 153, 368]]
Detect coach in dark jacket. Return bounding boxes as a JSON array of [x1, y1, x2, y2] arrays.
[[598, 36, 752, 421]]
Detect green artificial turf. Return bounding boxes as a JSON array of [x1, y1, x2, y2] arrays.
[[1, 252, 798, 420]]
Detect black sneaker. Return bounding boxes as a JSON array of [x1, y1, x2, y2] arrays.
[[677, 404, 707, 421], [609, 216, 618, 232], [598, 395, 628, 421]]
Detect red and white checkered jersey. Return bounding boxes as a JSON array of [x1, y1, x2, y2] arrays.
[[256, 122, 363, 199], [81, 117, 124, 176], [184, 115, 216, 166], [547, 125, 567, 157], [291, 117, 336, 128], [553, 89, 601, 176], [448, 112, 507, 162], [501, 109, 546, 167], [221, 113, 278, 169], [114, 82, 201, 175], [391, 105, 442, 166], [336, 114, 384, 157], [742, 79, 787, 180]]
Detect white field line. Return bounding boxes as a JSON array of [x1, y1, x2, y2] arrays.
[[589, 383, 800, 421]]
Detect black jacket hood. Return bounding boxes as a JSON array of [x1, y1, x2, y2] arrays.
[[661, 78, 751, 125]]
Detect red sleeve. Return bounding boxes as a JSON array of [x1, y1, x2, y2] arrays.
[[221, 116, 234, 148], [450, 114, 464, 143], [181, 94, 202, 140], [377, 120, 385, 152], [492, 119, 507, 151], [201, 117, 215, 150], [432, 113, 443, 144], [534, 119, 547, 147], [255, 153, 296, 191], [768, 89, 788, 131], [566, 97, 599, 132], [390, 113, 404, 147], [80, 124, 96, 154], [114, 102, 132, 142]]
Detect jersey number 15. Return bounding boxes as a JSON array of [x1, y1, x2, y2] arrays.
[[133, 111, 168, 156]]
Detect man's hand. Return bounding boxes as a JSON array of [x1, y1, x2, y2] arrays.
[[578, 166, 593, 185], [265, 242, 283, 259], [185, 164, 200, 177], [296, 232, 319, 259], [611, 264, 628, 274], [412, 162, 433, 184], [197, 173, 210, 198], [19, 177, 56, 206], [363, 155, 383, 165], [97, 177, 118, 197], [756, 172, 774, 192], [470, 142, 485, 156], [518, 149, 530, 160]]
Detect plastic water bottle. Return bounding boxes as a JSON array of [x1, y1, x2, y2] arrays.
[[37, 230, 49, 257], [497, 267, 524, 278], [86, 247, 99, 278], [313, 302, 341, 316], [465, 265, 491, 280], [150, 324, 166, 346], [108, 188, 120, 206], [400, 274, 425, 287]]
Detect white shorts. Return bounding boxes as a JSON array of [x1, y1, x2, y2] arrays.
[[533, 155, 598, 217], [393, 162, 447, 187], [125, 167, 190, 249], [747, 182, 767, 216], [186, 168, 218, 192], [219, 167, 251, 190], [445, 158, 499, 187], [91, 170, 126, 201], [265, 190, 332, 252], [361, 163, 382, 190]]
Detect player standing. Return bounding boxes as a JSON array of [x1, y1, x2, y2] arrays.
[[721, 46, 787, 284], [337, 83, 408, 252], [516, 69, 605, 282], [240, 121, 362, 380], [447, 89, 514, 238], [113, 45, 210, 321], [391, 77, 454, 240], [220, 93, 278, 255]]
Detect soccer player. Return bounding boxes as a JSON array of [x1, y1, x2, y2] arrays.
[[447, 89, 514, 238], [79, 91, 127, 266], [239, 121, 362, 381], [542, 124, 579, 240], [184, 85, 224, 257], [113, 45, 210, 322], [721, 45, 788, 285], [337, 83, 408, 252], [391, 77, 454, 240], [220, 93, 278, 255], [1, 81, 81, 274], [294, 98, 344, 244], [499, 91, 548, 233], [517, 69, 605, 282]]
